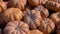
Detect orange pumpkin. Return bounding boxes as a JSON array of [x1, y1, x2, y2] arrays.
[[49, 0, 60, 3], [50, 13, 60, 25], [45, 1, 60, 12], [4, 21, 30, 34], [31, 29, 44, 34], [38, 18, 55, 34], [23, 8, 42, 29], [8, 0, 27, 10], [0, 0, 7, 13], [34, 6, 49, 20], [28, 0, 48, 7], [3, 8, 23, 23]]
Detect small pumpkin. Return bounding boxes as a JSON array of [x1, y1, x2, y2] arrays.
[[50, 13, 60, 25], [31, 29, 44, 34], [8, 0, 27, 10], [34, 6, 49, 20], [4, 21, 30, 34], [0, 0, 7, 13], [23, 8, 42, 29], [45, 1, 60, 12], [28, 0, 48, 7], [3, 8, 23, 23], [38, 18, 55, 34]]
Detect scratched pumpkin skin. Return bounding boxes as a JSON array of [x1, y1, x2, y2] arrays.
[[50, 13, 60, 25], [23, 8, 42, 29], [3, 8, 23, 23], [38, 18, 55, 34], [4, 21, 30, 34]]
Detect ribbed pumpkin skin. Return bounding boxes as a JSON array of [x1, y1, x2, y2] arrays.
[[28, 0, 48, 7], [31, 29, 44, 34], [3, 8, 23, 23], [45, 1, 60, 12], [4, 21, 30, 34], [49, 0, 60, 3], [8, 0, 27, 10], [34, 6, 49, 20], [50, 13, 60, 25], [0, 0, 7, 13], [38, 18, 55, 34], [23, 8, 42, 29]]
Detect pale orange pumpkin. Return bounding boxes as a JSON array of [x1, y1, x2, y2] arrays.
[[23, 8, 42, 29], [4, 21, 30, 34]]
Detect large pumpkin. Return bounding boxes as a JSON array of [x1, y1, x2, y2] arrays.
[[8, 0, 27, 10], [45, 1, 60, 12], [28, 0, 48, 7], [50, 13, 60, 25], [31, 29, 44, 34], [23, 8, 42, 29], [34, 6, 49, 20], [0, 0, 7, 13], [38, 18, 55, 34], [4, 21, 30, 34], [3, 8, 23, 23]]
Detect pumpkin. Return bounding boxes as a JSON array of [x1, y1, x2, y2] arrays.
[[34, 6, 49, 20], [49, 0, 60, 3], [0, 0, 7, 13], [3, 8, 23, 23], [0, 29, 2, 34], [38, 18, 55, 34], [31, 29, 44, 34], [8, 0, 27, 10], [4, 21, 30, 34], [45, 1, 60, 12], [28, 0, 48, 7], [23, 8, 42, 29], [50, 13, 60, 25]]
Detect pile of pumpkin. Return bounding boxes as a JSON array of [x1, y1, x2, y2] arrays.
[[0, 0, 60, 34]]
